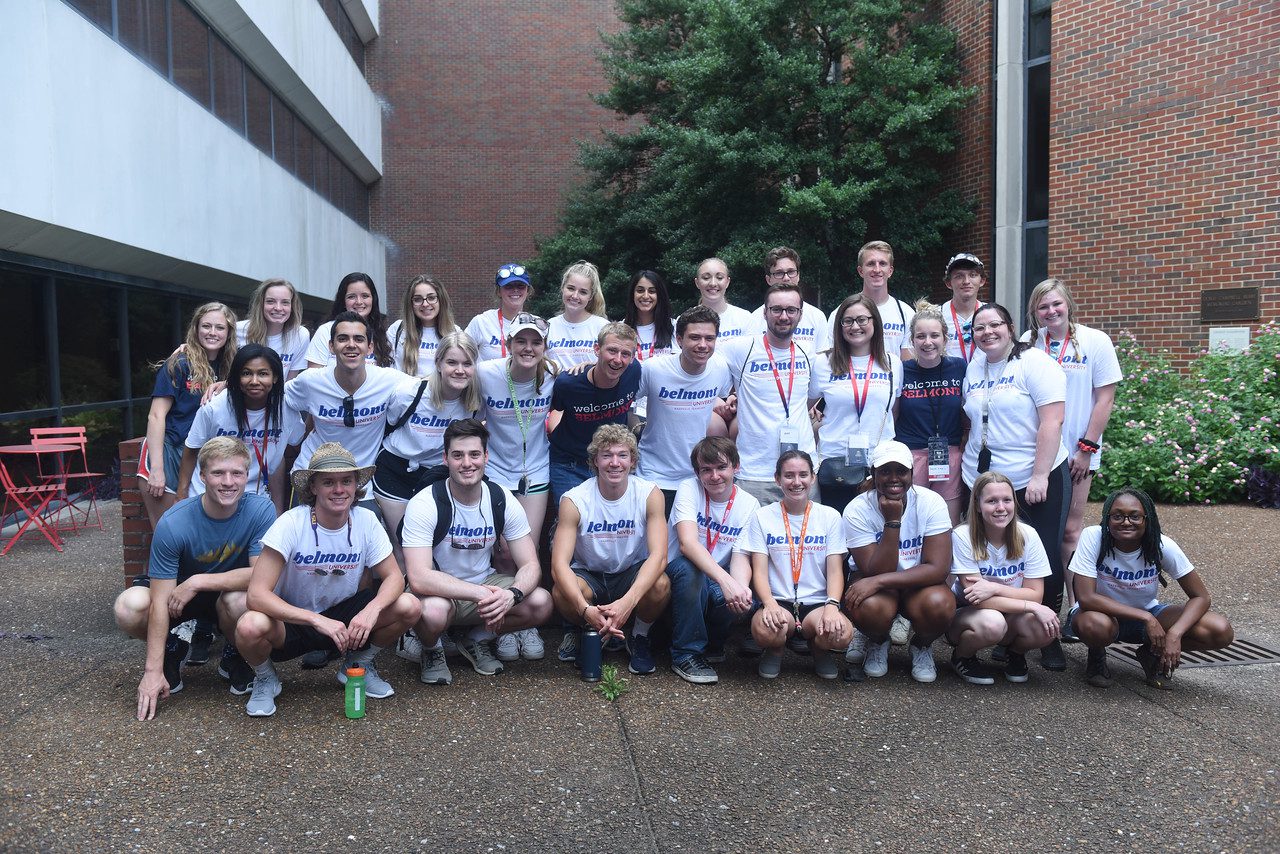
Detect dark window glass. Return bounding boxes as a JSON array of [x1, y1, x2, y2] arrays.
[[1024, 224, 1049, 302], [117, 0, 169, 75], [127, 289, 180, 403], [1026, 61, 1050, 222], [211, 36, 245, 133], [246, 70, 273, 155], [58, 280, 122, 406], [1028, 0, 1052, 61], [295, 119, 316, 188], [64, 0, 113, 34], [272, 94, 295, 173], [170, 0, 210, 107], [316, 0, 365, 71], [1, 271, 51, 414]]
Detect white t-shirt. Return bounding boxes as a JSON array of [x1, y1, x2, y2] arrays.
[[634, 321, 678, 362], [262, 505, 393, 614], [477, 359, 555, 489], [636, 354, 733, 488], [667, 478, 761, 564], [387, 320, 441, 377], [1070, 526, 1194, 611], [844, 486, 953, 571], [710, 304, 755, 341], [961, 348, 1068, 489], [939, 300, 977, 362], [720, 335, 817, 481], [737, 501, 844, 604], [749, 301, 829, 354], [183, 390, 305, 495], [808, 352, 902, 462], [949, 522, 1050, 597], [873, 295, 915, 357], [565, 476, 658, 574], [305, 321, 380, 368], [465, 309, 519, 363], [546, 314, 609, 368], [284, 364, 401, 470], [1020, 325, 1123, 468], [235, 320, 311, 375], [400, 482, 531, 584], [381, 378, 476, 470]]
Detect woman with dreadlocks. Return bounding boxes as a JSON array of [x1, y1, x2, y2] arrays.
[[1067, 487, 1233, 688]]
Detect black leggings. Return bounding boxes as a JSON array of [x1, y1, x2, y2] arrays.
[[1015, 461, 1071, 613]]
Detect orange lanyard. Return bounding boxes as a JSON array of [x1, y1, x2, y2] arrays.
[[762, 336, 796, 419], [849, 358, 873, 420], [1043, 330, 1071, 364], [704, 486, 737, 554], [950, 303, 972, 361], [781, 501, 812, 598]]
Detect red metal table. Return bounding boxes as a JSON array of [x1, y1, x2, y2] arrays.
[[0, 444, 78, 555]]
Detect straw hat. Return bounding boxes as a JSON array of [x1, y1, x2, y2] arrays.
[[291, 442, 375, 502]]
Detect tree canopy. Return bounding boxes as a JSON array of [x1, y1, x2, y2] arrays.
[[529, 0, 976, 317]]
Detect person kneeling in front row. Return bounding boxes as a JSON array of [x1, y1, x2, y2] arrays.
[[234, 443, 420, 717]]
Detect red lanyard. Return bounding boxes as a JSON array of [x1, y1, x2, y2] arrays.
[[849, 357, 873, 420], [704, 486, 737, 554], [249, 435, 270, 494], [498, 312, 507, 357], [781, 501, 812, 595], [762, 336, 796, 419], [1043, 329, 1071, 364], [950, 303, 972, 361]]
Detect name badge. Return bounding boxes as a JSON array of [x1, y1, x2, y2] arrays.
[[927, 436, 950, 482], [779, 425, 799, 454], [845, 433, 870, 471]]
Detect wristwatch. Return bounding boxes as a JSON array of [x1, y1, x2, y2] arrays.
[[509, 586, 525, 606], [884, 521, 902, 529]]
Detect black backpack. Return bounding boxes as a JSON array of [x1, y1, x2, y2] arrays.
[[427, 478, 507, 548]]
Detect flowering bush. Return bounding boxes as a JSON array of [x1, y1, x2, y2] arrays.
[[1094, 322, 1280, 504]]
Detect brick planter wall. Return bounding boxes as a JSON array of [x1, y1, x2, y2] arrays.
[[118, 437, 149, 588]]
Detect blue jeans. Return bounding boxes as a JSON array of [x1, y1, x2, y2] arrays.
[[666, 555, 743, 662], [549, 459, 592, 508]]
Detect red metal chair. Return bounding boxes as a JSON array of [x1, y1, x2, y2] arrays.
[[0, 458, 63, 554], [29, 426, 105, 533]]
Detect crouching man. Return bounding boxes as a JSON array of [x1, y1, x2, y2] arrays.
[[234, 442, 420, 717], [403, 419, 552, 685]]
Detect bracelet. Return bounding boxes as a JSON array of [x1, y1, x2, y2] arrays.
[[884, 521, 902, 529], [1077, 437, 1100, 452], [825, 597, 840, 608], [580, 603, 593, 620]]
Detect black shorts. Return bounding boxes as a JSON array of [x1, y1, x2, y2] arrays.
[[272, 588, 378, 661], [753, 599, 825, 627], [371, 449, 446, 502]]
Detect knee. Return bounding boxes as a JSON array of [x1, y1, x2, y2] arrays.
[[418, 597, 452, 631], [392, 592, 422, 624], [526, 588, 553, 624], [1200, 612, 1234, 649], [851, 596, 895, 633], [1074, 610, 1115, 647], [914, 587, 957, 627], [235, 611, 272, 646], [648, 572, 671, 603], [972, 611, 1009, 645], [113, 587, 149, 634], [217, 590, 248, 622]]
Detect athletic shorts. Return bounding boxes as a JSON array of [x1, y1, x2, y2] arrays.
[[136, 437, 183, 496], [371, 449, 445, 502], [1067, 602, 1171, 644], [571, 560, 644, 606], [272, 588, 378, 661], [752, 599, 825, 627]]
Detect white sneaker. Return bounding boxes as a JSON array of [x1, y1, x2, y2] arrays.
[[845, 630, 867, 664], [245, 668, 282, 717], [863, 639, 890, 678], [495, 632, 520, 662], [910, 643, 937, 683], [517, 628, 545, 660], [395, 631, 423, 662], [890, 615, 912, 646]]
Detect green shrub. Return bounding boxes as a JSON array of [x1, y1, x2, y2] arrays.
[[1095, 323, 1280, 504]]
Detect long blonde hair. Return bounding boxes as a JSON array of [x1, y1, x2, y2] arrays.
[[164, 302, 237, 392], [967, 471, 1025, 561], [426, 331, 482, 412], [245, 278, 302, 345], [561, 260, 607, 318], [396, 274, 458, 375]]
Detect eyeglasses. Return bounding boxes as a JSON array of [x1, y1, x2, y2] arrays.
[[768, 268, 800, 281], [767, 306, 802, 317], [971, 320, 1007, 334], [840, 315, 874, 328], [312, 567, 347, 576], [412, 294, 439, 305], [498, 265, 527, 279], [341, 395, 355, 428], [1108, 512, 1146, 525]]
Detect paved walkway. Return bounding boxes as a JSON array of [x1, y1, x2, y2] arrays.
[[1, 502, 1277, 852]]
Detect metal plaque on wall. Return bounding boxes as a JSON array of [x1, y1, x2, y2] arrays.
[[1201, 287, 1260, 323]]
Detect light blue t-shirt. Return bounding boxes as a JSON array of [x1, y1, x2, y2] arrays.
[[147, 493, 276, 582]]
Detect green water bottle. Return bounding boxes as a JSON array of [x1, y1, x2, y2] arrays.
[[344, 666, 366, 719]]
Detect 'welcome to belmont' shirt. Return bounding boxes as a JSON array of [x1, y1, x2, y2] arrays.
[[896, 357, 967, 449], [401, 481, 531, 584], [284, 364, 401, 470], [565, 476, 658, 574], [184, 391, 305, 495], [477, 359, 555, 489], [843, 486, 952, 571], [667, 477, 761, 565], [262, 505, 393, 614], [549, 361, 641, 464], [1069, 525, 1194, 611], [546, 314, 609, 368], [950, 522, 1050, 599], [637, 353, 732, 488], [737, 501, 844, 604], [720, 336, 816, 480]]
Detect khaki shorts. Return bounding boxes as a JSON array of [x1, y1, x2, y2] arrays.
[[450, 573, 516, 625]]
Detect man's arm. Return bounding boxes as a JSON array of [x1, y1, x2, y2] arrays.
[[550, 498, 588, 617], [137, 577, 177, 721], [345, 552, 406, 650], [676, 520, 751, 610], [624, 487, 670, 602]]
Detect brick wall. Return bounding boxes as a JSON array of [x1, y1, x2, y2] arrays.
[[367, 0, 624, 325], [118, 438, 149, 586], [1051, 0, 1280, 365]]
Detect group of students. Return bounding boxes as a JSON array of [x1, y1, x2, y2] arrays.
[[116, 243, 1235, 720]]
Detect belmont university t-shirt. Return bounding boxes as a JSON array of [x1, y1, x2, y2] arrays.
[[262, 505, 393, 614], [565, 476, 657, 574]]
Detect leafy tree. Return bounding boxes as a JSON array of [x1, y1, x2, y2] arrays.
[[529, 0, 975, 318]]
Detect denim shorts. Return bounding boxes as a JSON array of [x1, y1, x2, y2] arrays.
[[1068, 602, 1170, 644], [572, 560, 644, 606]]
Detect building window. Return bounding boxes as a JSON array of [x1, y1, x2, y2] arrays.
[[315, 0, 366, 72], [1023, 0, 1051, 300], [170, 0, 210, 107]]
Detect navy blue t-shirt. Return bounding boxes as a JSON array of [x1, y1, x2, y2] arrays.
[[152, 356, 217, 446], [896, 356, 967, 448], [549, 361, 641, 463]]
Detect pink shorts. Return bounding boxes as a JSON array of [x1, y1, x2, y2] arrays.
[[911, 446, 963, 501]]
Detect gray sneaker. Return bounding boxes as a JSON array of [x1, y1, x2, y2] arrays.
[[845, 630, 867, 664], [890, 615, 912, 646], [245, 668, 281, 717], [671, 655, 719, 685], [419, 646, 453, 685], [338, 660, 395, 698], [757, 649, 783, 679], [813, 649, 839, 680], [863, 639, 891, 678], [495, 632, 520, 662], [458, 638, 504, 676]]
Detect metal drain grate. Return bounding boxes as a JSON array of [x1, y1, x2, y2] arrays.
[[1107, 637, 1280, 669]]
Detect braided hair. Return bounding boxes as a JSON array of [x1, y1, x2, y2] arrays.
[[1098, 487, 1167, 587]]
